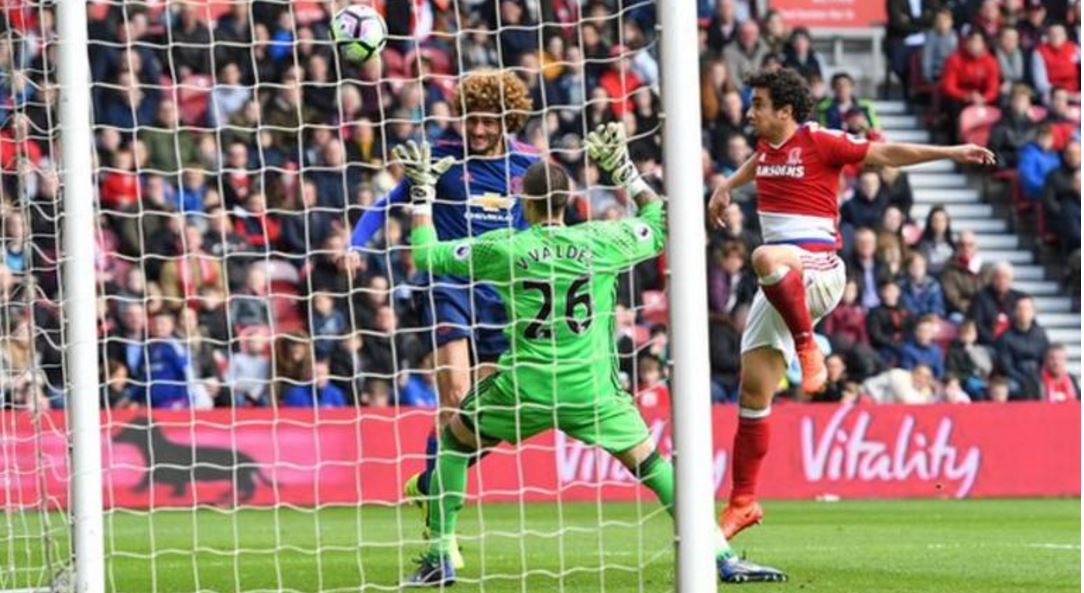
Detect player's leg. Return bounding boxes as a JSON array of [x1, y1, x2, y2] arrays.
[[721, 345, 786, 540], [749, 244, 826, 393], [598, 403, 785, 583]]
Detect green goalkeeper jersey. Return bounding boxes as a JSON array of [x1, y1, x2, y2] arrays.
[[411, 200, 666, 405]]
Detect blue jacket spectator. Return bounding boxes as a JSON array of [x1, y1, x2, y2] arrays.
[[899, 316, 945, 379], [311, 294, 348, 359], [397, 374, 438, 407], [899, 252, 947, 318], [138, 313, 193, 408], [841, 170, 890, 230], [282, 362, 348, 407], [1018, 126, 1062, 200]]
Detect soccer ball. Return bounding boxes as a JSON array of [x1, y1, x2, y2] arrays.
[[332, 4, 387, 63]]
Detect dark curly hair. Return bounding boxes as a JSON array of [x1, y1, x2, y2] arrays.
[[745, 67, 814, 123], [451, 69, 533, 134]]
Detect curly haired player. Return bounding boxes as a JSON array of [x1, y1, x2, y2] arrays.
[[707, 68, 995, 540], [348, 69, 537, 570]]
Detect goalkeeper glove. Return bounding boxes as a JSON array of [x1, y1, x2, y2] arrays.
[[585, 122, 648, 196], [392, 140, 454, 215]]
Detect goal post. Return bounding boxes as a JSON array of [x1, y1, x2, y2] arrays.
[[658, 1, 718, 591], [57, 0, 106, 589]]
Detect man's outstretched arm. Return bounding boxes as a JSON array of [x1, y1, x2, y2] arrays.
[[862, 142, 996, 168]]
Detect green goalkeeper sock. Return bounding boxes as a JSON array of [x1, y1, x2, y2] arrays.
[[633, 451, 675, 517], [633, 452, 734, 561], [426, 428, 473, 560]]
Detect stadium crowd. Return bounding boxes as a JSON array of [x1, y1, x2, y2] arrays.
[[0, 0, 1077, 412]]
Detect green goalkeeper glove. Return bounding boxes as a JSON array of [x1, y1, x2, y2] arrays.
[[392, 140, 454, 214], [585, 122, 648, 196]]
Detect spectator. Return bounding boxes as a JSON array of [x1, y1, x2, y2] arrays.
[[99, 148, 140, 213], [941, 230, 991, 315], [0, 212, 27, 275], [210, 62, 250, 127], [762, 10, 790, 56], [939, 29, 1001, 130], [1017, 0, 1048, 52], [841, 169, 890, 230], [862, 364, 937, 404], [1032, 23, 1081, 103], [139, 100, 198, 174], [922, 8, 959, 84], [496, 0, 536, 66], [706, 0, 739, 54], [900, 315, 946, 379], [994, 26, 1030, 99], [1044, 88, 1080, 149], [709, 304, 746, 402], [879, 166, 914, 219], [816, 72, 880, 131], [987, 376, 1012, 402], [158, 223, 225, 312], [397, 368, 438, 408], [876, 232, 906, 280], [887, 0, 939, 97], [783, 28, 822, 80], [916, 206, 957, 275], [229, 264, 271, 330], [137, 311, 193, 409], [272, 332, 313, 403], [812, 354, 856, 403], [714, 202, 760, 253], [867, 280, 911, 366], [635, 354, 670, 414], [989, 84, 1040, 167], [820, 279, 882, 380], [1042, 159, 1081, 253], [995, 296, 1050, 399], [102, 359, 136, 409], [598, 47, 644, 119], [282, 360, 348, 407], [1040, 344, 1080, 402], [204, 205, 250, 288], [970, 262, 1026, 345], [278, 179, 337, 259], [233, 191, 282, 253], [850, 227, 889, 309], [707, 240, 756, 319], [968, 0, 1004, 40], [946, 320, 994, 400], [899, 251, 947, 318], [1018, 124, 1061, 200], [225, 328, 271, 407], [170, 4, 212, 76], [310, 292, 347, 360], [723, 20, 769, 90]]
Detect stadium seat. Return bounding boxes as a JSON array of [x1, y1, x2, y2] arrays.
[[958, 105, 1002, 148]]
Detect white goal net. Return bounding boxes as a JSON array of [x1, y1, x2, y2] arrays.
[[0, 0, 684, 591]]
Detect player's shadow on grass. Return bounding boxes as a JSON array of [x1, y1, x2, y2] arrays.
[[112, 416, 274, 507]]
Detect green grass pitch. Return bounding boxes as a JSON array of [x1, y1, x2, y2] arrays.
[[2, 499, 1078, 592]]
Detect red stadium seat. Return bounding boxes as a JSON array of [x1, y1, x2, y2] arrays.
[[958, 105, 1002, 147]]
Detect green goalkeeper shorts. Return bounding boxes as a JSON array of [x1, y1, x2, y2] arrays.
[[458, 374, 651, 455]]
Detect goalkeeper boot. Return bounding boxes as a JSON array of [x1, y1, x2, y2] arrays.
[[717, 555, 787, 584], [404, 474, 465, 570], [796, 342, 828, 394], [402, 554, 455, 588], [720, 495, 764, 540]]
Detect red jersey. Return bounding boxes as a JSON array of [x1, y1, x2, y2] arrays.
[[754, 123, 870, 251]]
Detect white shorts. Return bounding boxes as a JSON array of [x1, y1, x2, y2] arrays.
[[740, 247, 847, 366]]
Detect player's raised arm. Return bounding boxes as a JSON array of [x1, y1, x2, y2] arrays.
[[585, 123, 666, 266], [401, 140, 509, 279], [862, 141, 997, 168], [708, 152, 757, 228]]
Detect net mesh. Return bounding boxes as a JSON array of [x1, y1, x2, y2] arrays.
[[0, 0, 674, 591]]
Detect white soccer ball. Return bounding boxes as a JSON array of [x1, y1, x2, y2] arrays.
[[332, 4, 388, 63]]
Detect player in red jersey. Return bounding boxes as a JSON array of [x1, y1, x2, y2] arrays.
[[707, 69, 995, 539]]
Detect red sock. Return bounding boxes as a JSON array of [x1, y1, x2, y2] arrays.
[[731, 415, 770, 499], [760, 267, 814, 350]]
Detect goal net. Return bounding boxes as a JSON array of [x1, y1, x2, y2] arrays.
[[1, 0, 681, 591]]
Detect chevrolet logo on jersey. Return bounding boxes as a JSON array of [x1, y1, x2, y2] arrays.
[[469, 192, 516, 212]]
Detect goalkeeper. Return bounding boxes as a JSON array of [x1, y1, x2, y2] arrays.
[[401, 123, 787, 587]]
